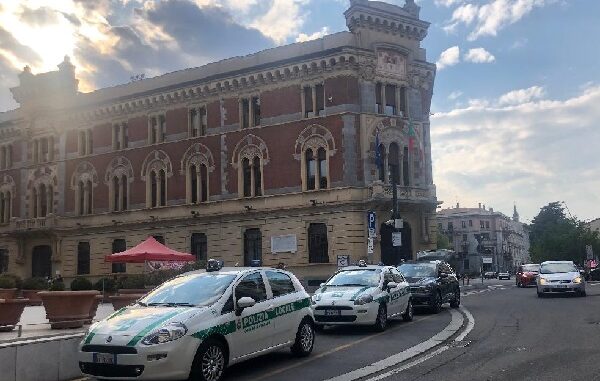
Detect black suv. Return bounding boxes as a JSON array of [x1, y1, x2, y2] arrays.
[[397, 261, 460, 313]]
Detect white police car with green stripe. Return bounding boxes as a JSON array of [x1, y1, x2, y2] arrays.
[[78, 261, 315, 381], [311, 264, 412, 331]]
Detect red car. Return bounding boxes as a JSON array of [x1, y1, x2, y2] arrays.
[[516, 264, 540, 287]]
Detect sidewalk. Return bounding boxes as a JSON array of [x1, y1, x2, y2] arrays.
[[0, 303, 115, 343]]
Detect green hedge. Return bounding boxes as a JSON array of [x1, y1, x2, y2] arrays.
[[22, 277, 49, 290], [70, 277, 93, 291], [94, 277, 117, 293], [0, 274, 22, 289]]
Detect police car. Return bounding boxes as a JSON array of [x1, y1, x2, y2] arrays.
[[311, 263, 413, 331], [78, 260, 315, 381]]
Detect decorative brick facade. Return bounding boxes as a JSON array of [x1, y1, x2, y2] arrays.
[[0, 0, 438, 286]]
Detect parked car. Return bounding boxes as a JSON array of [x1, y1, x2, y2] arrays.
[[537, 261, 586, 298], [398, 261, 460, 313], [498, 272, 511, 280], [78, 261, 315, 381], [484, 271, 497, 279], [311, 263, 413, 331], [516, 264, 540, 287]]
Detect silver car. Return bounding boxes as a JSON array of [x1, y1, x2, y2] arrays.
[[537, 261, 586, 297]]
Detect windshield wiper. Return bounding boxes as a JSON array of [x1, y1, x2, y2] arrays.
[[137, 301, 147, 307], [147, 302, 197, 307]]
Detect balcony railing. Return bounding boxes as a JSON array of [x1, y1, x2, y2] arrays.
[[2, 216, 56, 232], [370, 182, 436, 202]]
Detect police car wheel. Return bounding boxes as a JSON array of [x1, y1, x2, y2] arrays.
[[450, 289, 460, 308], [373, 304, 387, 332], [402, 299, 413, 322], [190, 339, 226, 381], [291, 318, 315, 357]]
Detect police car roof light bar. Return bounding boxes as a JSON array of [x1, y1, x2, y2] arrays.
[[206, 259, 224, 272]]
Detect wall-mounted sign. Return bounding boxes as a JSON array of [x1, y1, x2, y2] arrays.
[[392, 232, 402, 247], [271, 234, 297, 253], [367, 238, 374, 254], [376, 50, 407, 77], [482, 257, 493, 264], [337, 255, 350, 268]]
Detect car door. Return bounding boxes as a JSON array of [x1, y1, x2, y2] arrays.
[[265, 270, 301, 347], [228, 271, 273, 360], [383, 269, 402, 317], [391, 268, 410, 314], [440, 263, 454, 302]]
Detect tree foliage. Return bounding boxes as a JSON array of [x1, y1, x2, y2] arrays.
[[436, 232, 451, 250], [530, 202, 600, 264]]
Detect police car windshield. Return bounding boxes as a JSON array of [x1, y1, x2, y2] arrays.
[[140, 273, 236, 307], [398, 263, 437, 277], [326, 269, 381, 287]]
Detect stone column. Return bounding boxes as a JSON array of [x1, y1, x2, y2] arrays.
[[395, 86, 401, 116], [381, 83, 386, 114], [250, 161, 255, 197], [311, 86, 317, 116]]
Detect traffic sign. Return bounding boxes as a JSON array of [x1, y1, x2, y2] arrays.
[[482, 257, 493, 264], [368, 211, 376, 230], [367, 238, 374, 254]]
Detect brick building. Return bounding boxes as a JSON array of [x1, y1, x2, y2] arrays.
[[0, 0, 437, 286]]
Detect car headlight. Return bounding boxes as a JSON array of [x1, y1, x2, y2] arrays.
[[354, 294, 374, 305], [573, 277, 582, 284], [141, 322, 188, 345], [539, 278, 547, 285], [311, 294, 321, 304]]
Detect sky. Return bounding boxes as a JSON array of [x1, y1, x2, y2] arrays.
[[0, 0, 598, 223]]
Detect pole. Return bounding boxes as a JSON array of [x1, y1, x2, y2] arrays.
[[392, 174, 398, 220]]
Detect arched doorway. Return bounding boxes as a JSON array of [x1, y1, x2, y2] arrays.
[[380, 222, 413, 265], [32, 245, 52, 278]]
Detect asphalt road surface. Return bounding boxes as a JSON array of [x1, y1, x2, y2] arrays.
[[224, 280, 600, 381]]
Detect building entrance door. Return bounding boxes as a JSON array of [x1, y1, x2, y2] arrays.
[[32, 245, 52, 278], [380, 222, 413, 265]]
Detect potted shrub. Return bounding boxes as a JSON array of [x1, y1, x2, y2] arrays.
[[0, 298, 30, 332], [0, 274, 21, 299], [21, 277, 48, 306], [109, 274, 147, 310], [71, 277, 102, 324], [94, 277, 117, 303], [39, 279, 100, 329]]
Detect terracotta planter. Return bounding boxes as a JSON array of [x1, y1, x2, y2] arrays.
[[109, 294, 145, 310], [38, 291, 100, 329], [86, 295, 103, 324], [100, 292, 116, 304], [117, 289, 149, 295], [22, 290, 44, 306], [0, 288, 18, 299], [0, 298, 29, 332]]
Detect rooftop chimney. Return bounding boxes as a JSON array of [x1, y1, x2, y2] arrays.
[[478, 203, 481, 209], [456, 202, 460, 208]]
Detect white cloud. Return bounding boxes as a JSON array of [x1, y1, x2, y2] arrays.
[[510, 37, 528, 49], [443, 0, 548, 40], [431, 85, 600, 221], [464, 47, 495, 63], [435, 0, 463, 7], [436, 46, 460, 70], [498, 85, 545, 105], [448, 91, 463, 100], [296, 27, 329, 43], [251, 0, 307, 44]]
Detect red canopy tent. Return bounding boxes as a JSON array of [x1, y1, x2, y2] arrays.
[[105, 236, 196, 263]]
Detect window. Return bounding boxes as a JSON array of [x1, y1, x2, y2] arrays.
[[318, 147, 328, 189], [448, 234, 454, 243], [480, 220, 485, 229], [0, 145, 12, 169], [243, 228, 262, 266], [111, 239, 126, 273], [112, 123, 128, 150], [375, 82, 383, 113], [78, 130, 93, 156], [189, 106, 207, 137], [153, 235, 165, 244], [303, 145, 329, 191], [0, 249, 8, 273], [375, 82, 408, 116], [77, 180, 93, 215], [32, 137, 53, 163], [388, 143, 400, 184], [148, 169, 167, 208], [463, 259, 469, 270], [485, 221, 490, 229], [303, 84, 325, 118], [377, 144, 386, 182], [308, 223, 329, 263], [463, 234, 467, 242], [469, 220, 473, 227], [31, 184, 53, 218], [240, 96, 261, 128], [402, 146, 410, 186], [188, 164, 209, 203], [305, 149, 315, 190], [77, 242, 90, 275], [266, 271, 296, 297], [448, 222, 454, 231], [235, 272, 267, 303], [438, 222, 442, 230], [385, 84, 396, 115], [148, 115, 166, 144], [111, 175, 129, 212], [0, 191, 11, 223], [191, 233, 207, 261], [241, 156, 263, 198], [461, 221, 466, 228]]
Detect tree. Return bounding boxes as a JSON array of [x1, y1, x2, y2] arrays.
[[436, 232, 451, 250], [529, 202, 600, 265]]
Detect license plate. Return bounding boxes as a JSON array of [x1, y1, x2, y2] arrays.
[[325, 309, 341, 316], [556, 285, 568, 288], [93, 353, 116, 364]]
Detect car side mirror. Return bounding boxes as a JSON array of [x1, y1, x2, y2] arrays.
[[235, 296, 256, 316], [386, 282, 398, 290], [320, 283, 325, 288], [439, 273, 449, 278]]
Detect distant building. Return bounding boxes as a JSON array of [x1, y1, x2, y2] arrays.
[[586, 218, 600, 234], [0, 0, 438, 285], [437, 203, 530, 273]]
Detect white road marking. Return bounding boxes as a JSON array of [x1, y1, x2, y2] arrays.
[[455, 307, 475, 342], [323, 309, 464, 381], [362, 345, 450, 381]]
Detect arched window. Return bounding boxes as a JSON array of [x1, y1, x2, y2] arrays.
[[159, 169, 166, 206], [306, 149, 315, 190], [1, 191, 11, 223], [318, 147, 328, 189], [242, 158, 251, 197], [388, 143, 400, 184], [112, 177, 119, 212], [253, 157, 262, 197], [39, 184, 47, 217], [78, 181, 85, 215], [121, 175, 128, 210], [32, 188, 38, 217], [403, 146, 410, 186], [86, 180, 93, 214], [190, 164, 198, 204], [150, 171, 157, 207], [142, 150, 172, 208], [200, 164, 208, 202], [377, 144, 386, 182]]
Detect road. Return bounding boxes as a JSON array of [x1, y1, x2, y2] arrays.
[[223, 280, 600, 381]]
